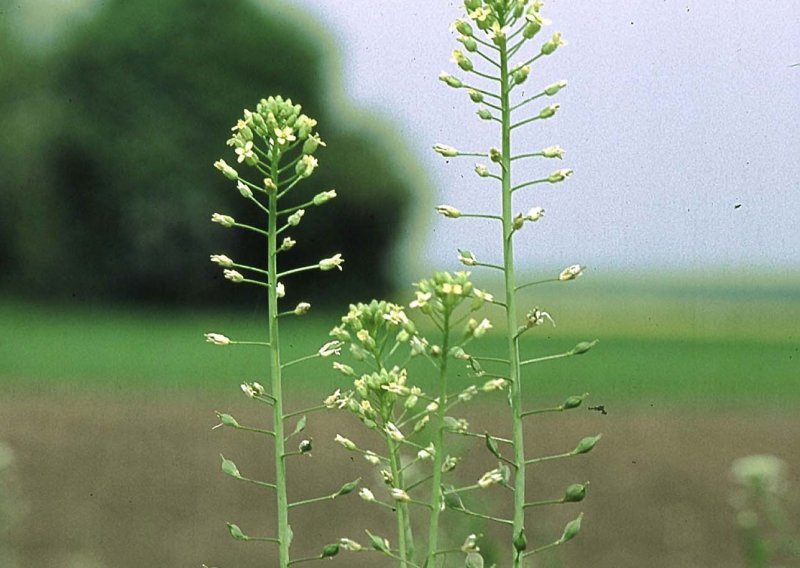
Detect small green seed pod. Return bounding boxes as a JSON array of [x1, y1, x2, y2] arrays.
[[513, 528, 527, 552], [573, 434, 602, 455], [227, 523, 248, 541], [321, 543, 340, 558], [561, 513, 584, 542]]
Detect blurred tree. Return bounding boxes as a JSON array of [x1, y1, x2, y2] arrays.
[[0, 0, 419, 306]]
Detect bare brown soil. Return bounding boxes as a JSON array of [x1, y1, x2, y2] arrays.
[[0, 391, 798, 568]]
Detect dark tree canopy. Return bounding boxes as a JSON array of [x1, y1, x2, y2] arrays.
[[0, 0, 417, 307]]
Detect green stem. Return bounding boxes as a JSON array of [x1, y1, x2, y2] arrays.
[[387, 437, 414, 566], [500, 35, 527, 568], [425, 311, 451, 567], [268, 148, 291, 568]]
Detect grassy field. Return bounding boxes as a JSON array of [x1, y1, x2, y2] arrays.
[[1, 275, 798, 406]]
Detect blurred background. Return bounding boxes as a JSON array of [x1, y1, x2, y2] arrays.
[[0, 1, 798, 567]]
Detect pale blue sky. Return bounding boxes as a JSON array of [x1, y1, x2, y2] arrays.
[[290, 1, 800, 278]]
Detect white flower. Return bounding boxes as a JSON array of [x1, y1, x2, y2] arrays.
[[409, 291, 432, 310], [526, 307, 555, 327], [234, 141, 256, 164], [335, 434, 357, 451], [458, 385, 478, 402], [323, 389, 342, 408], [296, 155, 318, 177], [526, 207, 545, 222], [339, 538, 363, 552], [426, 399, 440, 413], [280, 237, 296, 251], [474, 164, 490, 177], [319, 254, 345, 271], [274, 126, 296, 146], [293, 302, 311, 315], [390, 488, 411, 502], [359, 488, 375, 502], [204, 332, 231, 346], [482, 378, 508, 392], [417, 444, 435, 461], [210, 254, 234, 267], [478, 467, 504, 488], [559, 264, 584, 281], [473, 318, 493, 338], [224, 269, 244, 283], [276, 282, 285, 298], [409, 335, 428, 355], [384, 422, 404, 442], [541, 145, 565, 159], [364, 451, 381, 465], [319, 340, 343, 357], [240, 382, 265, 398], [473, 288, 494, 303]]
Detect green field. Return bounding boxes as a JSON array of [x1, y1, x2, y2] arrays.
[[2, 276, 797, 406]]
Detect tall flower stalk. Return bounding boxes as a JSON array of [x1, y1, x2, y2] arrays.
[[435, 1, 600, 565], [206, 96, 355, 568]]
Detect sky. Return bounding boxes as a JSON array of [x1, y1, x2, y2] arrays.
[[288, 1, 800, 278]]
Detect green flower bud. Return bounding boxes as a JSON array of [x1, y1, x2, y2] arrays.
[[220, 454, 240, 478], [366, 531, 390, 553], [436, 205, 462, 218], [523, 20, 542, 39], [512, 65, 531, 85], [544, 80, 568, 96], [477, 108, 493, 120], [489, 147, 501, 162], [564, 482, 588, 503], [547, 168, 573, 183], [302, 133, 324, 154], [513, 528, 527, 552], [227, 523, 248, 541], [211, 213, 235, 228], [336, 478, 360, 496], [464, 0, 481, 10], [571, 340, 598, 355], [573, 434, 602, 455], [214, 159, 239, 180], [439, 72, 463, 88], [433, 143, 459, 157], [542, 32, 567, 55], [454, 19, 473, 36], [460, 36, 478, 52], [216, 412, 240, 428], [538, 104, 560, 119], [313, 189, 337, 206], [452, 50, 474, 72], [513, 213, 525, 230], [561, 513, 584, 542], [321, 543, 340, 558], [468, 89, 484, 103]]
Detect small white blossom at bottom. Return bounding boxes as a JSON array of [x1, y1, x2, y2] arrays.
[[359, 488, 375, 502], [276, 282, 286, 298]]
